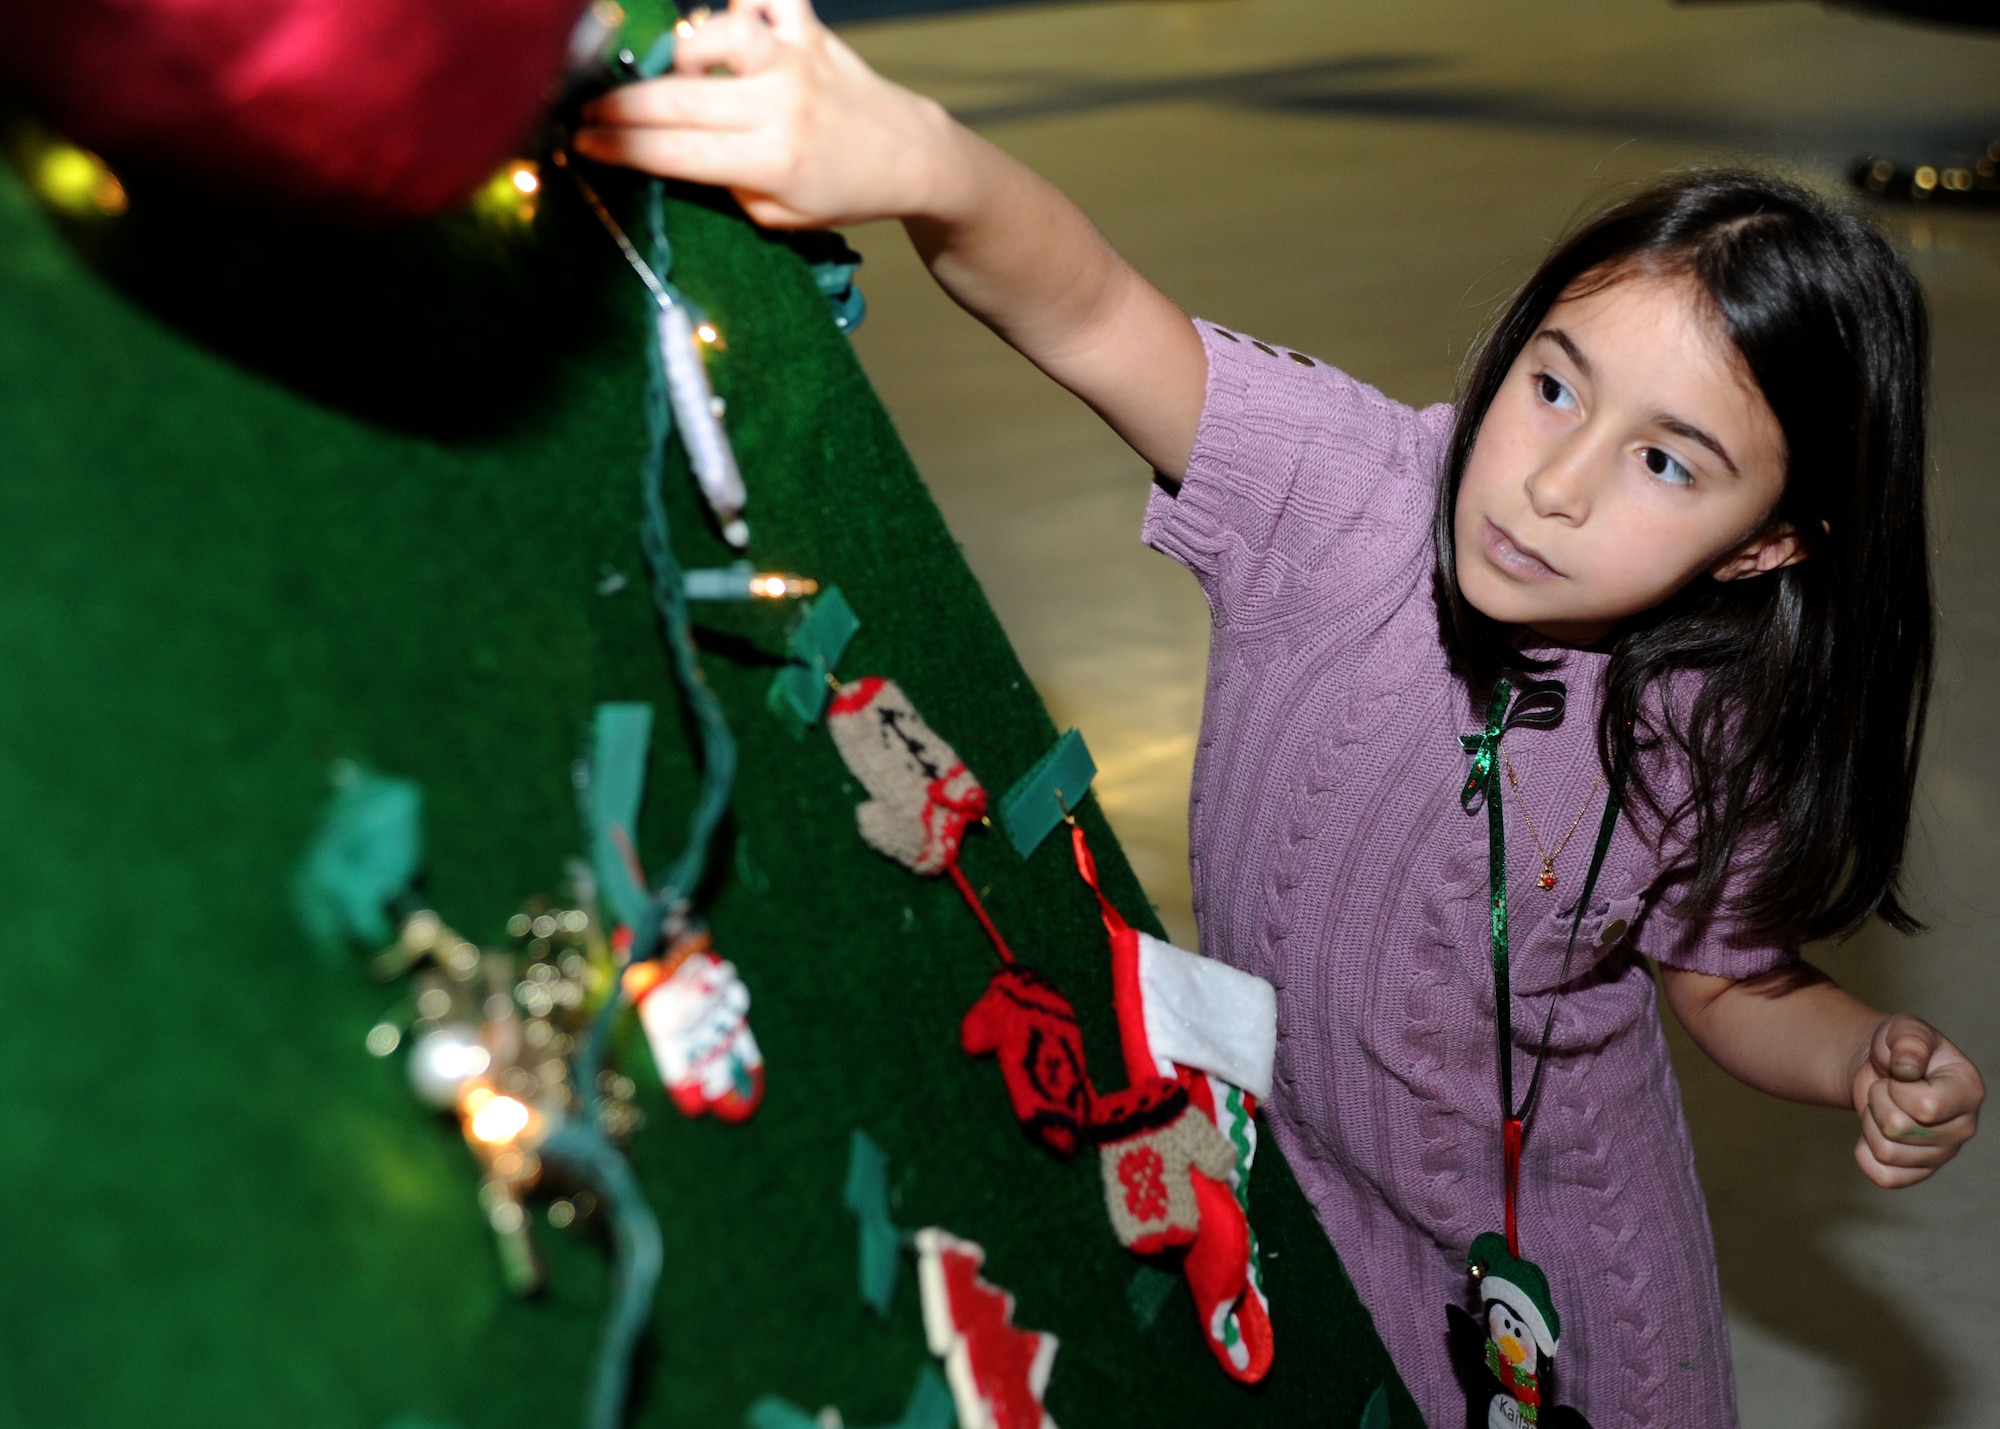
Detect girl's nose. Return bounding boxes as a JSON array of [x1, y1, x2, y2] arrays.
[[1523, 428, 1601, 524]]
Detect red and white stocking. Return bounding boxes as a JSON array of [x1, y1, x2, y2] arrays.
[[1074, 824, 1279, 1383]]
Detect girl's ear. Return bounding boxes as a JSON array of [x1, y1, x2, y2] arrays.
[[1711, 521, 1815, 582]]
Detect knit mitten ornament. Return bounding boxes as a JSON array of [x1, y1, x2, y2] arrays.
[[828, 677, 985, 875], [623, 928, 764, 1122], [960, 966, 1094, 1158], [916, 1228, 1059, 1429], [1088, 1075, 1238, 1256]]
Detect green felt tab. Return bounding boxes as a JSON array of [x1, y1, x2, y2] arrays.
[[586, 703, 656, 932], [743, 1397, 820, 1429], [743, 1369, 948, 1429], [998, 728, 1096, 858], [1126, 1263, 1178, 1331], [1360, 1384, 1390, 1429], [894, 1370, 954, 1429], [636, 28, 677, 78], [843, 1129, 900, 1318], [293, 764, 423, 954], [767, 586, 860, 732]]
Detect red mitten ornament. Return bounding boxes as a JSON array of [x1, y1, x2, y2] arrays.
[[960, 966, 1093, 1158], [916, 1228, 1059, 1429], [828, 678, 985, 875], [623, 928, 764, 1123]]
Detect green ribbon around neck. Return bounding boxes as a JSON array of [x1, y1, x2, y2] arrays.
[[1459, 677, 1625, 1128]]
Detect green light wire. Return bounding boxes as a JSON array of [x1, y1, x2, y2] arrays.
[[563, 171, 745, 1429]]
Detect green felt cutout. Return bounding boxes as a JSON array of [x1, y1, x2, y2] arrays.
[[845, 1129, 901, 1318], [0, 154, 1419, 1428], [1127, 1263, 1180, 1331], [293, 764, 422, 953], [767, 585, 861, 732], [744, 1397, 823, 1429], [1360, 1383, 1391, 1429], [998, 728, 1096, 857], [745, 1369, 949, 1429]]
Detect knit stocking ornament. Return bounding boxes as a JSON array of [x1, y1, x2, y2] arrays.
[[960, 966, 1093, 1158], [1072, 822, 1278, 1383], [623, 927, 765, 1122], [828, 677, 986, 876]]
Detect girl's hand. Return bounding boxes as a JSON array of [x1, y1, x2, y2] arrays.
[[573, 0, 960, 230], [1849, 1014, 1983, 1188], [574, 0, 1208, 477]]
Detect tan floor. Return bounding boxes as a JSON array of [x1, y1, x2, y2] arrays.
[[837, 2, 2000, 1424]]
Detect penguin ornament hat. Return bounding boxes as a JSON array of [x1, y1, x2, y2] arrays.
[[1470, 1232, 1559, 1371], [1450, 1232, 1592, 1429]]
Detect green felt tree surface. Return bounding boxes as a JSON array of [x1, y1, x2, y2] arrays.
[[0, 135, 1418, 1427]]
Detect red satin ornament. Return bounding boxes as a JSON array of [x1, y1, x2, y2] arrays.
[[0, 0, 587, 219]]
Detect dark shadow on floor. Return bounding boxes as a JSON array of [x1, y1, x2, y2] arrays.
[[1664, 921, 1954, 1429], [931, 55, 2000, 167]]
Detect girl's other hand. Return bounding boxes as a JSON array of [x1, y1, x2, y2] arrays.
[[1850, 1014, 1983, 1188], [573, 0, 958, 230]]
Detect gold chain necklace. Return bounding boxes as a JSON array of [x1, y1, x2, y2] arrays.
[[1503, 751, 1607, 891]]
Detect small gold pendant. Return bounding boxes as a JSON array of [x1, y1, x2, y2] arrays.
[[1537, 864, 1558, 891]]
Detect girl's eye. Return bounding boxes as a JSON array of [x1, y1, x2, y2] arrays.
[[1534, 372, 1576, 410], [1641, 446, 1695, 487]]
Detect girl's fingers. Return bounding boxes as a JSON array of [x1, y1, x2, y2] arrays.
[[1866, 1079, 1954, 1145], [572, 125, 786, 188], [1853, 1135, 1933, 1189], [1871, 1013, 1941, 1083], [1858, 1100, 1948, 1170], [734, 0, 820, 43], [674, 7, 783, 76], [584, 73, 783, 131]]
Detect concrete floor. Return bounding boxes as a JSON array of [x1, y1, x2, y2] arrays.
[[834, 2, 2000, 1423]]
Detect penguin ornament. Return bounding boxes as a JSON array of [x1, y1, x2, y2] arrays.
[[1446, 1233, 1590, 1429]]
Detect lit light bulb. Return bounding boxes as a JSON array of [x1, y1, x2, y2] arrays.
[[683, 564, 819, 601], [408, 1023, 492, 1107], [696, 323, 720, 345], [472, 161, 539, 227], [750, 574, 818, 599], [470, 1094, 533, 1145], [34, 142, 127, 218]]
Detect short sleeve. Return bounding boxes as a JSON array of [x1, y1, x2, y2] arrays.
[[1628, 806, 1799, 981], [1142, 319, 1455, 620]]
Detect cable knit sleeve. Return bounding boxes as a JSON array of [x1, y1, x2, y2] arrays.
[[1142, 319, 1454, 621], [1633, 857, 1799, 980], [1622, 695, 1801, 981]]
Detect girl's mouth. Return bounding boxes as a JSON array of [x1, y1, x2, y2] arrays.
[[1482, 519, 1562, 581]]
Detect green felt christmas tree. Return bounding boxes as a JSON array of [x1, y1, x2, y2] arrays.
[[0, 56, 1418, 1429]]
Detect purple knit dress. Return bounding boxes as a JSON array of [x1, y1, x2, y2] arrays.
[[1144, 322, 1794, 1427]]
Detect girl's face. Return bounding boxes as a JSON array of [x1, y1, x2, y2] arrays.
[[1454, 271, 1799, 645]]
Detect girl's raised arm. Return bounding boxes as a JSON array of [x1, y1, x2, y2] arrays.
[[574, 0, 1207, 479]]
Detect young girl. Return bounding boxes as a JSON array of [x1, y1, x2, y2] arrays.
[[576, 5, 1986, 1422]]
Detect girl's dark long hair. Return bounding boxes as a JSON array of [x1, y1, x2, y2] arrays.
[[1435, 170, 1933, 945]]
